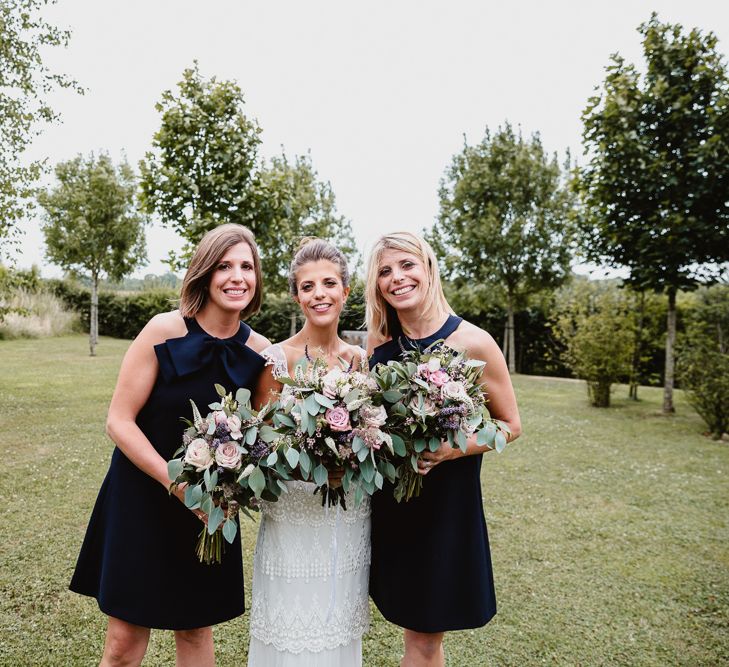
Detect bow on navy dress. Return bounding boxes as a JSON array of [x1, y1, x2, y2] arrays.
[[368, 314, 497, 633], [70, 318, 265, 630]]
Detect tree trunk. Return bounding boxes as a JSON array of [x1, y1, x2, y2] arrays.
[[629, 291, 645, 401], [663, 287, 677, 414], [506, 304, 516, 374], [90, 274, 99, 357], [588, 380, 611, 407], [501, 320, 509, 358]]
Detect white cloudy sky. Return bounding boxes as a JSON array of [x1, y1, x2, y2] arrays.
[[13, 0, 729, 277]]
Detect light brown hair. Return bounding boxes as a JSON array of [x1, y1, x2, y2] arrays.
[[179, 224, 263, 319], [365, 231, 452, 340], [288, 237, 350, 296]]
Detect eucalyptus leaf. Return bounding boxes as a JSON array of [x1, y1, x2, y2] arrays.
[[266, 451, 278, 466], [235, 387, 251, 405], [167, 459, 183, 482], [374, 470, 384, 490], [305, 393, 320, 416], [222, 517, 238, 543], [285, 447, 300, 469], [313, 463, 328, 487], [428, 437, 441, 452], [495, 430, 507, 453], [299, 449, 312, 474], [245, 427, 258, 445], [390, 433, 406, 456], [258, 424, 278, 443], [324, 437, 339, 456], [275, 412, 296, 428], [208, 402, 222, 410], [249, 466, 266, 496], [414, 438, 427, 453], [207, 505, 224, 535], [314, 392, 336, 408], [383, 390, 402, 403]]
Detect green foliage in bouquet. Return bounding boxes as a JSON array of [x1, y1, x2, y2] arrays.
[[168, 384, 288, 563], [373, 341, 510, 501]]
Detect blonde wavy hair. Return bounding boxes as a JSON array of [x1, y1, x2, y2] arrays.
[[365, 231, 452, 340], [179, 224, 263, 319]]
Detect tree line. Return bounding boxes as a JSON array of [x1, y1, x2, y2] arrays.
[[0, 5, 727, 433]]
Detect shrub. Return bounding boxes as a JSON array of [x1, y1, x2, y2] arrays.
[[553, 280, 634, 407], [0, 288, 80, 339], [677, 285, 729, 438]]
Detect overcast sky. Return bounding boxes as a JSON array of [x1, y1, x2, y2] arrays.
[[13, 0, 729, 278]]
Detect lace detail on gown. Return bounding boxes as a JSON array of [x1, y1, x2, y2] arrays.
[[262, 343, 290, 380], [250, 482, 371, 654], [249, 345, 371, 659]]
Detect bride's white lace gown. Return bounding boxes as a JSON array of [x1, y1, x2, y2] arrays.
[[248, 344, 371, 667]]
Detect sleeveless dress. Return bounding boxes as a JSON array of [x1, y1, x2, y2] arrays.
[[69, 317, 266, 630], [248, 343, 371, 666], [368, 314, 497, 633]]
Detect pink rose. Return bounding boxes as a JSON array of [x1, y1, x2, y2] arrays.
[[184, 438, 214, 471], [215, 441, 242, 469], [325, 406, 351, 432], [429, 369, 450, 387], [227, 414, 243, 439], [214, 411, 228, 425]]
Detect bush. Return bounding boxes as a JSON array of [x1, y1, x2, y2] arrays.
[[0, 288, 80, 339], [677, 285, 729, 438], [553, 280, 634, 407], [47, 279, 177, 338]]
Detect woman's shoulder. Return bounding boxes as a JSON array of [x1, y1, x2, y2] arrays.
[[137, 310, 187, 346], [447, 318, 499, 357], [246, 327, 272, 354]]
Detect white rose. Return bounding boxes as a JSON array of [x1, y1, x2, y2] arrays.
[[360, 403, 387, 428], [215, 441, 242, 469], [321, 367, 344, 399], [184, 438, 214, 472], [441, 381, 468, 402]]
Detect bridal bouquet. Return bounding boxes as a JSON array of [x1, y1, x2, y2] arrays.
[[269, 352, 397, 507], [168, 384, 284, 564], [373, 341, 511, 502]]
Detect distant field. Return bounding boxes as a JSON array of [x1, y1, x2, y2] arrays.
[[0, 335, 727, 666]]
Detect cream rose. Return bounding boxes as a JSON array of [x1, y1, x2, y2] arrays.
[[184, 438, 214, 471], [360, 403, 387, 428], [215, 441, 242, 469], [321, 367, 344, 399], [442, 381, 468, 402], [226, 414, 243, 439]]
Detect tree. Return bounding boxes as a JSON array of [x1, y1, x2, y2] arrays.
[[577, 14, 729, 414], [139, 62, 262, 268], [677, 284, 729, 438], [430, 123, 573, 372], [0, 0, 81, 250], [256, 152, 355, 334], [553, 279, 634, 407], [140, 64, 355, 319], [38, 153, 147, 355]]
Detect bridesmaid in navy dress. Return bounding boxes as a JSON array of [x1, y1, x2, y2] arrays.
[[70, 224, 270, 667], [365, 232, 522, 666]]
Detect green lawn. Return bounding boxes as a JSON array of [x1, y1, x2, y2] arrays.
[[0, 335, 727, 666]]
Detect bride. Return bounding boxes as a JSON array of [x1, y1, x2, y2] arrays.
[[248, 238, 370, 666]]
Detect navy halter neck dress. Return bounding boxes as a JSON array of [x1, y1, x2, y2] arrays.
[[369, 314, 497, 633], [70, 317, 265, 630]]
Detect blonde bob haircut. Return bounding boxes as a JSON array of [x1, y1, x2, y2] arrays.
[[179, 223, 263, 319], [365, 231, 453, 340]]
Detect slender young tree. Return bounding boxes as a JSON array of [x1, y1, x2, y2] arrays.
[[0, 0, 81, 250], [139, 62, 262, 268], [38, 153, 147, 355], [578, 14, 729, 413], [431, 123, 573, 372]]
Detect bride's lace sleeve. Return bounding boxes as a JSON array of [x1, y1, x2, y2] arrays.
[[261, 343, 290, 380]]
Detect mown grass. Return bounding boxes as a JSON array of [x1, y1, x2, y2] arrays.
[[0, 335, 727, 666]]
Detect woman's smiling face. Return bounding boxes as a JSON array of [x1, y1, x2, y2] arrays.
[[295, 259, 349, 326], [376, 249, 428, 312], [206, 241, 256, 314]]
